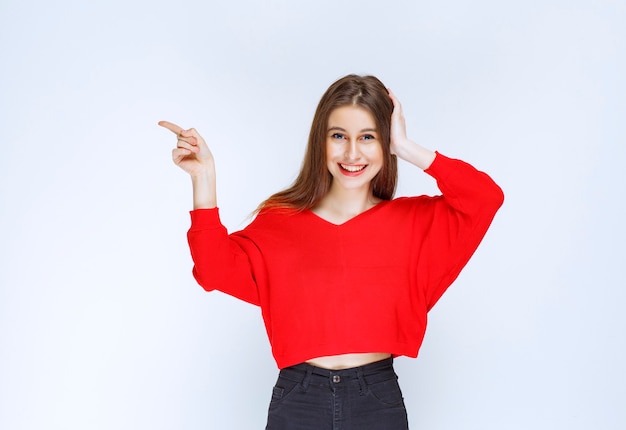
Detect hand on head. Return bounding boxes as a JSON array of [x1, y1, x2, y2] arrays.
[[387, 89, 409, 158]]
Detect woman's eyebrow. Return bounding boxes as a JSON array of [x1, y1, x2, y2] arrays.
[[327, 126, 378, 133], [328, 126, 347, 132]]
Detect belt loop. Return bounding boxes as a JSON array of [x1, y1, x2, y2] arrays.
[[301, 366, 313, 392], [356, 366, 367, 395]]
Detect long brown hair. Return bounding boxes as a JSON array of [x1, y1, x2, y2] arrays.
[[258, 74, 397, 212]]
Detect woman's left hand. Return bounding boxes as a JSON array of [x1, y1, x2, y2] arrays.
[[388, 90, 411, 158], [388, 89, 436, 170]]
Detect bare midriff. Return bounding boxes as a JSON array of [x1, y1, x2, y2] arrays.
[[305, 352, 392, 370]]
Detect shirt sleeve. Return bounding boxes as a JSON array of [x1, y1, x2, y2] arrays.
[[187, 208, 261, 306], [418, 152, 504, 310]]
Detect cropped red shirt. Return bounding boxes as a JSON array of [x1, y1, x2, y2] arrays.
[[187, 153, 504, 369]]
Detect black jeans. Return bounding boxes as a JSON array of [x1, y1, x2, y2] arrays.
[[265, 358, 409, 430]]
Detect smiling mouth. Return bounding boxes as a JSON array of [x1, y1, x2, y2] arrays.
[[339, 163, 367, 173]]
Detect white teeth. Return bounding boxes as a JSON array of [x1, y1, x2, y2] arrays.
[[340, 164, 366, 172]]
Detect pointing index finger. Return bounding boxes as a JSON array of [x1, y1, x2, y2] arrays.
[[158, 120, 185, 136]]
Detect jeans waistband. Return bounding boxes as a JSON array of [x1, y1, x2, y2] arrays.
[[279, 357, 396, 387]]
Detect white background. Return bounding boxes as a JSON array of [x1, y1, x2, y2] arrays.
[[1, 0, 624, 428]]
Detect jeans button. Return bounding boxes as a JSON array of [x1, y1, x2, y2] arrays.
[[332, 375, 341, 383]]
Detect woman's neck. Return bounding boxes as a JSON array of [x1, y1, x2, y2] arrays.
[[312, 186, 381, 225]]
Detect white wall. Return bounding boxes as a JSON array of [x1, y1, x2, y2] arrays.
[[1, 0, 624, 428]]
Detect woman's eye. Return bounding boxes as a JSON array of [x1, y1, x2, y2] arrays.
[[361, 134, 375, 141], [331, 133, 345, 140]]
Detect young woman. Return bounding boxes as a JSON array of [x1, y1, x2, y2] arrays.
[[160, 75, 504, 429]]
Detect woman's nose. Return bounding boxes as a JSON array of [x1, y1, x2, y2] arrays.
[[345, 140, 360, 160]]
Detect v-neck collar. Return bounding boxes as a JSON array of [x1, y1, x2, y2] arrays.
[[306, 200, 391, 227]]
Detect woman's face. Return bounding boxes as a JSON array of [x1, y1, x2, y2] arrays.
[[325, 105, 383, 194]]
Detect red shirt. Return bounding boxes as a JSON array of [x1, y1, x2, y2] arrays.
[[187, 152, 504, 369]]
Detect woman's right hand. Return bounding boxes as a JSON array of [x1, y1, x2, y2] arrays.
[[158, 120, 215, 177], [159, 120, 217, 209]]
